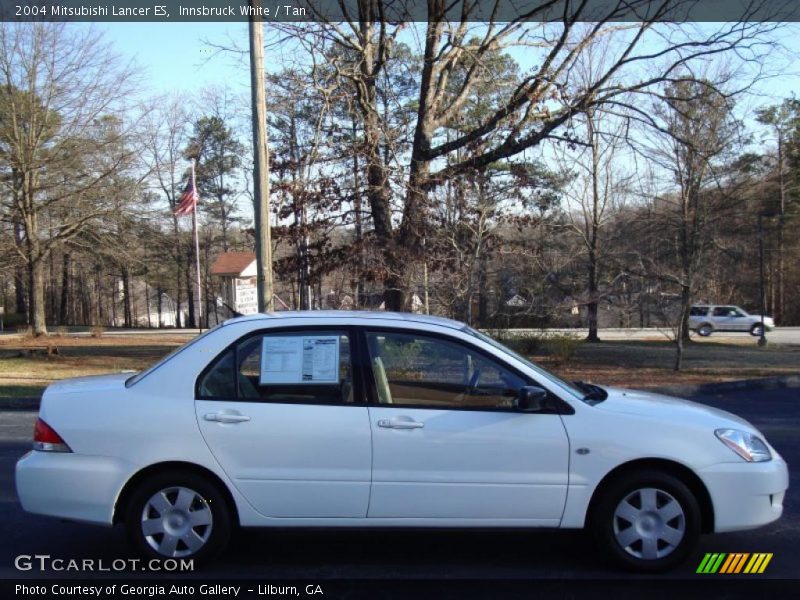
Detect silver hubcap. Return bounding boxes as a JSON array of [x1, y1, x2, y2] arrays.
[[141, 486, 213, 557], [613, 487, 685, 560]]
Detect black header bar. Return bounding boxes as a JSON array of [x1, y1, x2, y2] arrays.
[[1, 0, 799, 23]]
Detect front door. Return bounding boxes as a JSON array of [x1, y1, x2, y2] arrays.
[[195, 328, 371, 518], [364, 329, 570, 523]]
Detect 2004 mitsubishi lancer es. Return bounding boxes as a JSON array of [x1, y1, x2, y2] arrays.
[[16, 312, 788, 571]]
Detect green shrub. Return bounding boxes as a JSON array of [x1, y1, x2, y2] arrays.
[[483, 329, 582, 364], [543, 333, 583, 364], [482, 329, 545, 356]]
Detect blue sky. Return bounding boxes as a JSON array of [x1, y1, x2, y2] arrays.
[[103, 21, 800, 104], [100, 22, 252, 93]]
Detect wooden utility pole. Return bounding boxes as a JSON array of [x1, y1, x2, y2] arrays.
[[249, 0, 274, 312]]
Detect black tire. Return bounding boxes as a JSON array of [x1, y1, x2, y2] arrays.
[[750, 323, 764, 337], [590, 469, 701, 572], [124, 470, 232, 563], [697, 324, 712, 337]]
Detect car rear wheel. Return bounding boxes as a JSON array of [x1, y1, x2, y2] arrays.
[[124, 471, 231, 562], [591, 470, 701, 572], [697, 324, 713, 337], [750, 323, 764, 337]]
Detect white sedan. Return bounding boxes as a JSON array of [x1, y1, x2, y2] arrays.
[[16, 311, 788, 571]]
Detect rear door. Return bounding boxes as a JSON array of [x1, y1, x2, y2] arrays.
[[363, 329, 570, 523], [195, 327, 371, 518]]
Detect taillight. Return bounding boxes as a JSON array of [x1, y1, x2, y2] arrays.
[[33, 418, 71, 453]]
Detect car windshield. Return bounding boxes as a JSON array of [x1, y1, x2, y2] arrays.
[[125, 323, 225, 387], [461, 326, 585, 401]]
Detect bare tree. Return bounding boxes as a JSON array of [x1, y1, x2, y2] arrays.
[[276, 1, 780, 310], [142, 96, 194, 327], [640, 79, 742, 369], [0, 23, 139, 334], [755, 98, 800, 324]]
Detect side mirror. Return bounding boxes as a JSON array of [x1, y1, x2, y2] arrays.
[[517, 385, 548, 412]]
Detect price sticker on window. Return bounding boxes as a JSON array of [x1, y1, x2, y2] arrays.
[[260, 336, 340, 385]]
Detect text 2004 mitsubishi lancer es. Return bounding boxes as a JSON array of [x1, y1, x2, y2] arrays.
[[16, 312, 788, 571]]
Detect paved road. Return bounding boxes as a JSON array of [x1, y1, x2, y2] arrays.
[[516, 327, 800, 345], [3, 326, 800, 345], [0, 386, 796, 580]]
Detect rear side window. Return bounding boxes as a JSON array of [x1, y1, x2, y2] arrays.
[[712, 306, 735, 317], [689, 306, 708, 317], [197, 331, 354, 404]]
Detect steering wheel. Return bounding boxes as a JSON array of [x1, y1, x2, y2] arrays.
[[467, 367, 482, 391]]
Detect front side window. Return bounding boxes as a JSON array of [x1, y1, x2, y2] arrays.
[[198, 330, 354, 404], [365, 331, 527, 409]]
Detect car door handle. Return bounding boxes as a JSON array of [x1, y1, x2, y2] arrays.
[[204, 412, 251, 424], [377, 418, 424, 430]]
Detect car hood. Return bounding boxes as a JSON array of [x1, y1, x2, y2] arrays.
[[45, 372, 133, 395], [594, 387, 756, 432]]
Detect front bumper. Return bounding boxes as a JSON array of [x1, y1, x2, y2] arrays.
[[16, 451, 136, 525], [698, 457, 788, 533]]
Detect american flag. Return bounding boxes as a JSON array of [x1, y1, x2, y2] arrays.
[[174, 176, 198, 217]]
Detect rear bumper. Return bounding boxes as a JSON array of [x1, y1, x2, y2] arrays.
[[698, 458, 788, 533], [15, 451, 136, 525]]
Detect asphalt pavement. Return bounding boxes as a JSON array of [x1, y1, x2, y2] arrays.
[[3, 326, 800, 344], [0, 385, 797, 581]]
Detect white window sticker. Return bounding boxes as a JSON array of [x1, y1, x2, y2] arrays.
[[260, 336, 340, 385]]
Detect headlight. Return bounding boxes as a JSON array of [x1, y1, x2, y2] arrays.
[[715, 429, 772, 462]]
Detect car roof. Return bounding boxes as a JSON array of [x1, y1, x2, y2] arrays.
[[691, 304, 736, 307], [222, 310, 467, 332]]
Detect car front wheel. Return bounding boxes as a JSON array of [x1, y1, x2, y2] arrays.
[[591, 470, 701, 572], [750, 323, 764, 337], [124, 471, 232, 562]]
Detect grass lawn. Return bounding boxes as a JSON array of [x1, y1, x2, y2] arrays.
[[0, 334, 192, 398], [542, 339, 800, 388], [0, 332, 797, 399]]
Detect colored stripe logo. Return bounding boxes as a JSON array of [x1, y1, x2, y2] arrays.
[[696, 553, 773, 574]]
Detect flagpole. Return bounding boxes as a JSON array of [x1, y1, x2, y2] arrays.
[[191, 159, 203, 331]]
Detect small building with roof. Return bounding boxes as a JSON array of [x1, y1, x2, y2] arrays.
[[210, 252, 259, 317]]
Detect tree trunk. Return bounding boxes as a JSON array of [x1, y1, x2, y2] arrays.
[[354, 19, 394, 310], [585, 110, 601, 343], [59, 252, 70, 325], [14, 265, 27, 318], [29, 258, 47, 336], [674, 284, 691, 370], [186, 267, 196, 328], [674, 334, 684, 371], [586, 255, 600, 342], [351, 118, 364, 308], [157, 285, 163, 328], [122, 266, 132, 328], [385, 159, 430, 312]]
